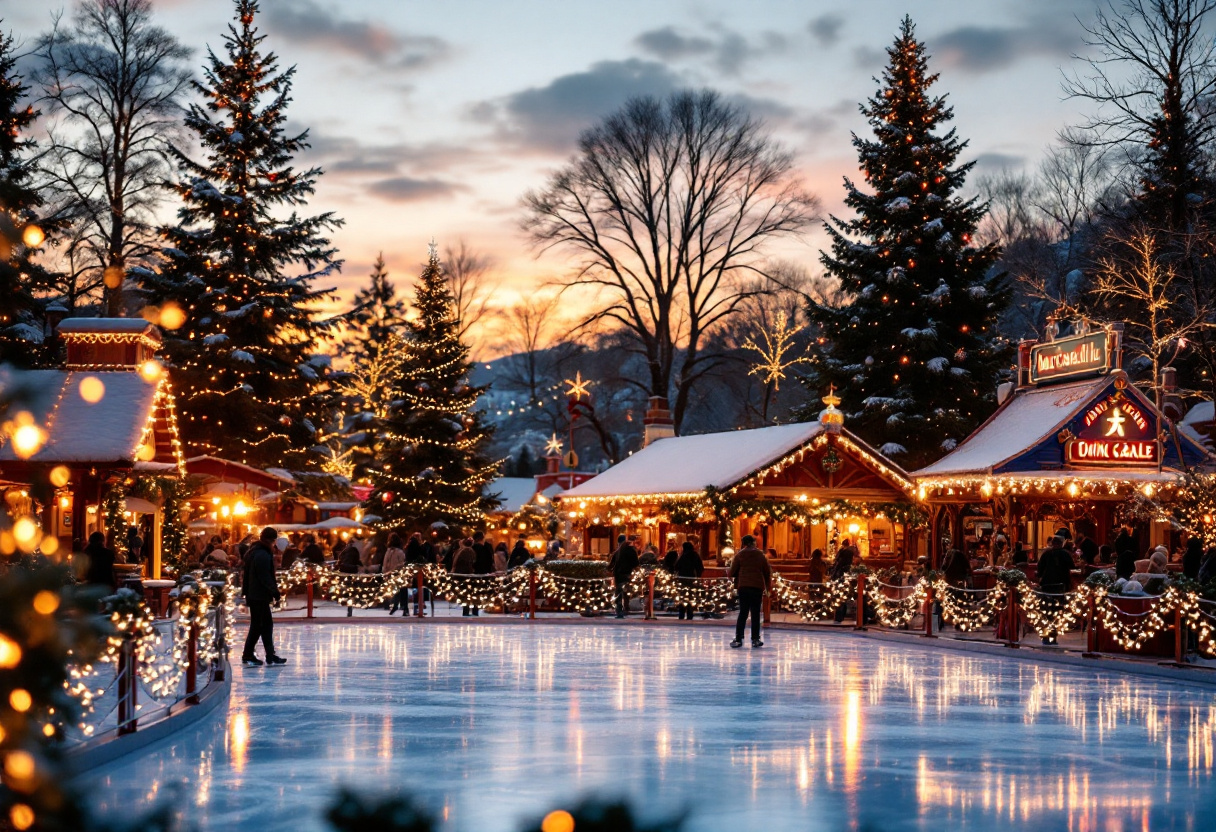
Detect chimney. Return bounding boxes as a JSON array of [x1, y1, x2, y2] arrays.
[[643, 396, 675, 446], [1161, 366, 1183, 421], [546, 453, 560, 474], [1017, 339, 1037, 387]]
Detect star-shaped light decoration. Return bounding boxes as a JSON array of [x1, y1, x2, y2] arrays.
[[545, 433, 564, 455], [743, 310, 810, 391], [565, 371, 591, 401]]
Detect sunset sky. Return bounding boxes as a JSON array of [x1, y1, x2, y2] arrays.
[[10, 0, 1104, 352]]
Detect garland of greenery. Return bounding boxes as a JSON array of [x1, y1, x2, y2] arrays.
[[102, 483, 128, 559]]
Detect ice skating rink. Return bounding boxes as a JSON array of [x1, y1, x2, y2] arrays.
[[83, 624, 1216, 831]]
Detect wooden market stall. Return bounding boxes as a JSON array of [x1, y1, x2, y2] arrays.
[[0, 319, 184, 576], [557, 397, 921, 572], [914, 324, 1213, 568]]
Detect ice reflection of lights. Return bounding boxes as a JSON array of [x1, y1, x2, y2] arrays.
[[229, 708, 249, 774], [915, 758, 1158, 825], [843, 688, 862, 793]]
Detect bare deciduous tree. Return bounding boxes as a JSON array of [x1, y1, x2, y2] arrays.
[[442, 238, 497, 351], [1064, 0, 1216, 229], [35, 0, 190, 314], [523, 90, 819, 432]]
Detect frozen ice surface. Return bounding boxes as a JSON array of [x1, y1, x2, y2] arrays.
[[82, 624, 1216, 831]]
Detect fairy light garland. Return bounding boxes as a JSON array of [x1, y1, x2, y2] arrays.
[[931, 580, 1007, 631], [771, 574, 855, 620], [866, 579, 927, 628]]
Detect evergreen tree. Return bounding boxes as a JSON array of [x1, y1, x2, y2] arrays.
[[336, 254, 409, 478], [801, 17, 1009, 467], [365, 244, 499, 532], [143, 0, 341, 467], [0, 28, 51, 365]]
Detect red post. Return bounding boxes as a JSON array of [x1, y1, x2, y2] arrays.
[[645, 572, 656, 620], [186, 618, 200, 705], [855, 573, 866, 630], [528, 570, 538, 620], [415, 570, 426, 618], [922, 584, 935, 638], [1006, 585, 1020, 648], [306, 568, 314, 620], [1175, 604, 1186, 664], [214, 604, 226, 682], [117, 635, 137, 735], [763, 592, 772, 625], [1085, 593, 1099, 656]]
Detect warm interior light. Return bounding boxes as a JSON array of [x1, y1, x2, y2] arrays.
[[78, 376, 105, 403]]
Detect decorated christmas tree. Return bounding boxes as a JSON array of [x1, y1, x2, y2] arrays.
[[801, 17, 1009, 467], [334, 254, 409, 477], [0, 29, 52, 365], [364, 244, 499, 532], [143, 0, 340, 467]]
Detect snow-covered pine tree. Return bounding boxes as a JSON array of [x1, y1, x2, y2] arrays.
[[364, 243, 499, 532], [801, 17, 1010, 467], [0, 29, 52, 365], [143, 0, 340, 467], [335, 254, 409, 477]]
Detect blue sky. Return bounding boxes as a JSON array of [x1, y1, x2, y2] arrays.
[[8, 0, 1103, 330]]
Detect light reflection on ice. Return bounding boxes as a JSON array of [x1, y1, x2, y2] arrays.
[[81, 624, 1216, 832]]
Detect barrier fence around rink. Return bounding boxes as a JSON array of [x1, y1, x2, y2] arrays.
[[268, 562, 1216, 661], [63, 577, 236, 744]]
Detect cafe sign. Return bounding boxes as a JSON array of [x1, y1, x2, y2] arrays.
[[1030, 331, 1111, 385], [1060, 393, 1159, 466]]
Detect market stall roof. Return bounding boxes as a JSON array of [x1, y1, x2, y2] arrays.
[[0, 369, 182, 471], [486, 477, 539, 514], [914, 371, 1210, 481], [916, 377, 1110, 477], [559, 421, 911, 501]]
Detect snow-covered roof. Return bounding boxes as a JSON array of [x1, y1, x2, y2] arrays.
[[58, 318, 160, 339], [560, 422, 828, 499], [0, 369, 173, 465], [1183, 400, 1213, 426], [487, 477, 538, 513], [916, 377, 1109, 477]]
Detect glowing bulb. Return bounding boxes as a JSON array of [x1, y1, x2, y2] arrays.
[[541, 811, 575, 832], [139, 359, 164, 382], [49, 465, 70, 487], [12, 517, 40, 549], [9, 421, 46, 459], [21, 225, 44, 248], [9, 689, 32, 713], [159, 302, 186, 330], [9, 804, 34, 830], [59, 495, 70, 509], [79, 375, 106, 403], [33, 591, 59, 615], [103, 265, 124, 289], [0, 634, 22, 669]]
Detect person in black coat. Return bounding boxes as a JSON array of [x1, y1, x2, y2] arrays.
[[1036, 536, 1075, 645], [472, 532, 495, 575], [405, 534, 425, 565], [301, 534, 325, 565], [1183, 537, 1204, 580], [83, 532, 117, 590], [242, 527, 285, 666], [609, 535, 640, 619], [673, 541, 703, 620], [507, 539, 530, 570]]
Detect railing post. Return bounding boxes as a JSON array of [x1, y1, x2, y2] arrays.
[[645, 572, 656, 620], [415, 569, 426, 618], [117, 633, 137, 735], [1084, 592, 1099, 657], [528, 570, 538, 620], [1005, 585, 1020, 648], [1175, 602, 1186, 664], [763, 592, 772, 626], [213, 604, 226, 682], [922, 583, 935, 638], [186, 617, 200, 705], [855, 573, 866, 630], [306, 568, 315, 620]]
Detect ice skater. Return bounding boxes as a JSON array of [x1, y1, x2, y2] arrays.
[[729, 535, 771, 648], [242, 527, 286, 666]]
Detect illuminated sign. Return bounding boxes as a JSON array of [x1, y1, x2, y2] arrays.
[[1030, 331, 1110, 384], [1061, 394, 1159, 466]]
